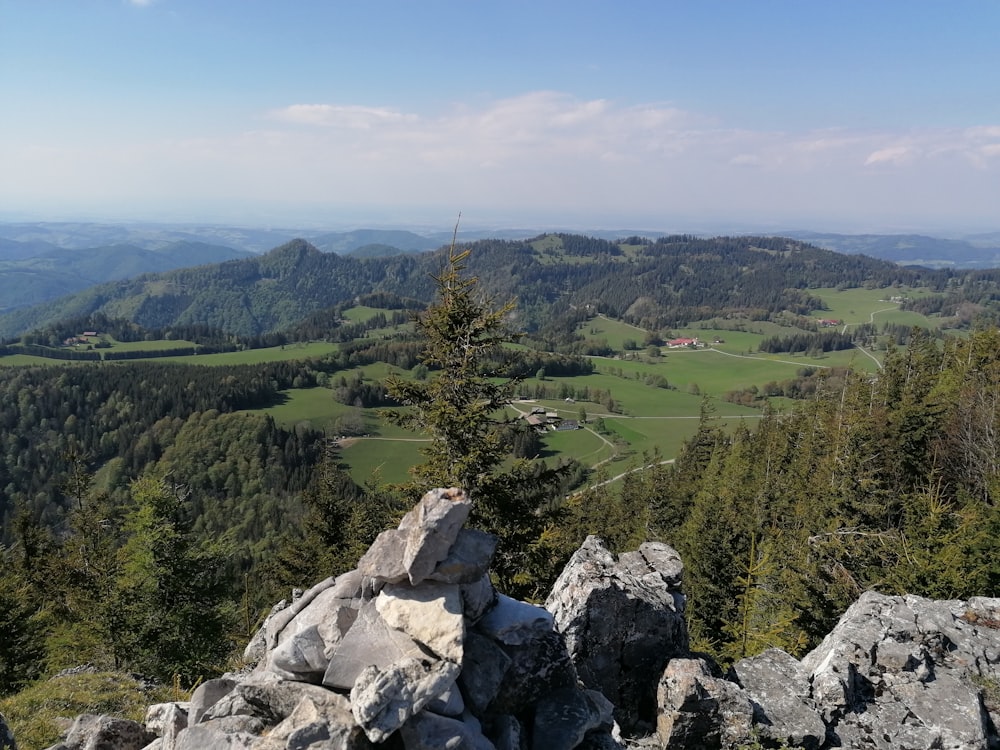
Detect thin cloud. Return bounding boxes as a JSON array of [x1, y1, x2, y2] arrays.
[[268, 104, 418, 129]]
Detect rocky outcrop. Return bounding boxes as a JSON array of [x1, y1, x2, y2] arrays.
[[653, 591, 1000, 750], [545, 536, 687, 735], [798, 591, 1000, 750], [40, 488, 616, 750], [30, 492, 1000, 750]]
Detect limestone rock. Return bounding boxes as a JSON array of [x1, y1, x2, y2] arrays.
[[427, 529, 498, 584], [205, 680, 350, 727], [269, 624, 330, 679], [460, 574, 497, 624], [532, 687, 615, 750], [376, 581, 465, 662], [144, 702, 188, 746], [487, 629, 579, 716], [457, 632, 512, 715], [546, 536, 688, 734], [189, 678, 238, 726], [349, 658, 461, 743], [267, 693, 371, 749], [399, 710, 496, 750], [477, 595, 554, 646], [800, 591, 1000, 750], [171, 725, 259, 749], [656, 658, 753, 750], [45, 714, 155, 750], [323, 601, 432, 690], [398, 487, 472, 585], [729, 648, 825, 749], [357, 529, 409, 585]]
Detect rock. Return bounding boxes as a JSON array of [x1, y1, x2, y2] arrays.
[[487, 629, 579, 716], [729, 648, 825, 749], [427, 529, 498, 584], [323, 601, 432, 690], [460, 574, 497, 624], [357, 529, 409, 585], [0, 711, 15, 750], [655, 658, 753, 750], [458, 632, 512, 715], [205, 680, 349, 727], [800, 591, 1000, 750], [376, 581, 466, 662], [477, 595, 554, 646], [399, 710, 496, 750], [398, 487, 472, 585], [269, 624, 331, 679], [189, 678, 238, 726], [532, 687, 615, 750], [546, 536, 688, 734], [349, 658, 461, 743], [45, 714, 154, 750], [267, 693, 371, 749], [144, 702, 188, 746], [171, 725, 259, 749]]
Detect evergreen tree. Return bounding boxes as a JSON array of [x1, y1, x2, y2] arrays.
[[384, 240, 565, 598]]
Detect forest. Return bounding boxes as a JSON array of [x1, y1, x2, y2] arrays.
[[1, 233, 1000, 728]]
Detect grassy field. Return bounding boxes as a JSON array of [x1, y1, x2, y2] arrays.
[[809, 286, 940, 327], [0, 341, 341, 367]]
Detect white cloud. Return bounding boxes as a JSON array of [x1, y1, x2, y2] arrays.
[[864, 146, 915, 167], [268, 104, 417, 129], [4, 91, 999, 229]]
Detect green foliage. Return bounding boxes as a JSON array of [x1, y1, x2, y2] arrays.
[[384, 242, 566, 598], [649, 328, 1000, 661], [385, 246, 517, 492], [0, 563, 44, 696]]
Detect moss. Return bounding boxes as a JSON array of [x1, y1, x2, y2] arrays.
[[0, 671, 174, 749]]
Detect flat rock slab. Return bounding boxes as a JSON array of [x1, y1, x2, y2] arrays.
[[324, 601, 433, 690]]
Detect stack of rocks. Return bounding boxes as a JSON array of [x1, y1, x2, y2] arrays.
[[133, 487, 618, 750]]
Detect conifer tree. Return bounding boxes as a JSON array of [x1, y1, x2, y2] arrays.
[[384, 235, 565, 597]]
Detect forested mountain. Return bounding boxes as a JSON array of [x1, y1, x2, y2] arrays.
[[4, 233, 995, 341], [0, 241, 254, 313]]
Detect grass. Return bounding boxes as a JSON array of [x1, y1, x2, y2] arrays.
[[810, 286, 941, 327], [0, 672, 175, 750]]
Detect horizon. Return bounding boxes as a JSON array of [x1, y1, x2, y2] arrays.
[[2, 1, 1000, 235]]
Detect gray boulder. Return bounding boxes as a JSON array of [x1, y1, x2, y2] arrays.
[[801, 591, 1000, 750], [43, 714, 155, 750], [546, 536, 688, 734], [0, 711, 14, 750], [729, 648, 825, 749], [655, 658, 753, 750]]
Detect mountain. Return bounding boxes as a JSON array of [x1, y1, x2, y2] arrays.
[[0, 241, 254, 314], [0, 233, 970, 342], [785, 231, 1000, 269], [307, 229, 440, 255], [0, 221, 301, 254]]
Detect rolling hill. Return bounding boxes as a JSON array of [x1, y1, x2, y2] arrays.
[[0, 233, 980, 342]]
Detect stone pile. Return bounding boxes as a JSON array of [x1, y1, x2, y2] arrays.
[[53, 487, 617, 750]]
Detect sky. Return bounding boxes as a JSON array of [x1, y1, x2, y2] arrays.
[[1, 1, 999, 234]]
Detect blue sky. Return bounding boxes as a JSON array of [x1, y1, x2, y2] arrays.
[[2, 1, 999, 233]]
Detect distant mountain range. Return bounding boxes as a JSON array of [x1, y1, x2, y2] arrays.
[[2, 221, 1000, 318], [0, 233, 968, 342], [783, 231, 1000, 269]]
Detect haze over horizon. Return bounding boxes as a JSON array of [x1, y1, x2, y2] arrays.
[[2, 1, 999, 235]]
